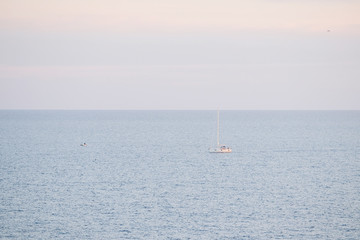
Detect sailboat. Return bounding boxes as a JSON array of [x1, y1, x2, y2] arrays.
[[209, 110, 232, 153]]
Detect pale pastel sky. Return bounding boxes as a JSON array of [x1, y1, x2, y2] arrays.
[[1, 0, 360, 109]]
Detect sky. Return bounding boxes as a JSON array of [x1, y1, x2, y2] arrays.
[[0, 0, 360, 110]]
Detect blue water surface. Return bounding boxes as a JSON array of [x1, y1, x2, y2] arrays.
[[0, 110, 359, 239]]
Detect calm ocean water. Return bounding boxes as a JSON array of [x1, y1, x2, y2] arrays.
[[0, 110, 359, 239]]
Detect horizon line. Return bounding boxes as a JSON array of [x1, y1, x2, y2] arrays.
[[0, 109, 359, 111]]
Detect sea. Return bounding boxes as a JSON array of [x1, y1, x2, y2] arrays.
[[0, 110, 359, 239]]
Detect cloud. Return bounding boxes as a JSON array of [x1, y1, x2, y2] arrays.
[[1, 0, 359, 33]]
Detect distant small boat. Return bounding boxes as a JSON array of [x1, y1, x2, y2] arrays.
[[80, 143, 87, 147], [209, 110, 232, 153]]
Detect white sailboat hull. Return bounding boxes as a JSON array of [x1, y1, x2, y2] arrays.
[[209, 147, 232, 153]]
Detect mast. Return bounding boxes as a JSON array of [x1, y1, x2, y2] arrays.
[[217, 109, 220, 146]]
